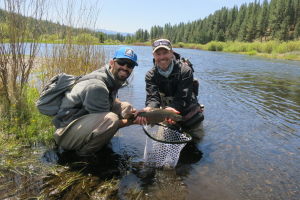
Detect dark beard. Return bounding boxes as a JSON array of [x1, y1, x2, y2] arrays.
[[114, 69, 129, 82]]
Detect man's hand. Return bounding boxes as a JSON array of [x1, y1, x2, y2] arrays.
[[133, 107, 152, 125], [164, 107, 180, 124], [120, 109, 137, 127]]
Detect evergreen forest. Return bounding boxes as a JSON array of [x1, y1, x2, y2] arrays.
[[134, 0, 300, 43], [0, 0, 299, 44]]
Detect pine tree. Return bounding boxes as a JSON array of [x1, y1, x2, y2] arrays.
[[183, 23, 192, 43], [257, 0, 269, 41], [238, 4, 251, 41], [226, 6, 238, 41], [232, 4, 247, 41], [294, 21, 300, 39], [175, 23, 185, 43], [244, 1, 260, 42], [269, 0, 288, 39], [277, 0, 293, 40], [293, 0, 300, 33]]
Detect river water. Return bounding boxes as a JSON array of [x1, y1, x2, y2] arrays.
[[104, 46, 300, 200], [2, 45, 300, 199]]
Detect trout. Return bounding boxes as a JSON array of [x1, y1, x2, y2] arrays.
[[127, 108, 182, 124]]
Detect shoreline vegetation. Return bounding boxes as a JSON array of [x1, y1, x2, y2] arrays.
[[36, 39, 300, 61], [133, 40, 300, 61], [1, 39, 298, 147], [172, 40, 300, 61], [1, 39, 299, 146], [3, 38, 300, 61]]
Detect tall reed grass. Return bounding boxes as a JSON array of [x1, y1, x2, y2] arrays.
[[0, 0, 105, 146], [38, 42, 105, 87]]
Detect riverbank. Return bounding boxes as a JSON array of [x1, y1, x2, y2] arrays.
[[0, 133, 124, 199], [173, 40, 300, 61], [130, 40, 300, 61], [37, 39, 300, 61]]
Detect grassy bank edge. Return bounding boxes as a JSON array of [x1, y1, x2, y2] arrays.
[[0, 86, 54, 146], [121, 40, 300, 61], [172, 40, 300, 61], [130, 40, 300, 61], [15, 39, 300, 61]]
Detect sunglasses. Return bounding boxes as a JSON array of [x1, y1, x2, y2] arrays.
[[152, 40, 172, 48], [114, 59, 135, 69]]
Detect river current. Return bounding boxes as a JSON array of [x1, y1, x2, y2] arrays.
[[110, 45, 300, 200], [3, 44, 300, 199]]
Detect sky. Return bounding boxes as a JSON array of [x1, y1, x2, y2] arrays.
[[97, 0, 259, 33], [0, 0, 260, 34]]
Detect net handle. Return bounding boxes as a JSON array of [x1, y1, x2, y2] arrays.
[[142, 123, 192, 144]]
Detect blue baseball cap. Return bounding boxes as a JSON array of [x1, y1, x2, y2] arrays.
[[113, 47, 138, 66]]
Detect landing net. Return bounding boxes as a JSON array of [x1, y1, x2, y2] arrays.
[[143, 124, 190, 168]]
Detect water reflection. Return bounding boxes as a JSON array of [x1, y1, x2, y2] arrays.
[[223, 72, 300, 130]]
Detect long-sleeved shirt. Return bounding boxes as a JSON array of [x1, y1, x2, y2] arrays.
[[53, 65, 125, 128], [145, 59, 198, 116]]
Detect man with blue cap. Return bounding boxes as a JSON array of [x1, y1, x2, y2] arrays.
[[53, 47, 139, 156]]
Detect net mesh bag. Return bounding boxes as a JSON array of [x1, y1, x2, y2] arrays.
[[143, 125, 187, 168]]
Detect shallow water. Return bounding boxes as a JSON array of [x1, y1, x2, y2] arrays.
[[113, 46, 300, 200], [2, 45, 300, 199]]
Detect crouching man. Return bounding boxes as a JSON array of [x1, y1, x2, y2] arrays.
[[53, 47, 140, 156]]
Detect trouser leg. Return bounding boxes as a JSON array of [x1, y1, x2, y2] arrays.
[[54, 101, 134, 156], [54, 112, 119, 156], [111, 101, 133, 119]]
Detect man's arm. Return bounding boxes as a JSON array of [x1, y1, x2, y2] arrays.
[[83, 82, 111, 113]]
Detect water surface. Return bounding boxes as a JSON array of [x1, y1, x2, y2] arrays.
[[3, 45, 300, 199], [113, 46, 300, 200]]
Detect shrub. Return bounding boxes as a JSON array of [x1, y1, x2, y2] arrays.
[[76, 33, 99, 45], [246, 50, 257, 55], [207, 41, 224, 51], [0, 86, 54, 145]]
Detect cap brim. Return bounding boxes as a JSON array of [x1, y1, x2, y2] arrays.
[[152, 46, 171, 53]]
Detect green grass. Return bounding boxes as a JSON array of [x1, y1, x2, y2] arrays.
[[173, 40, 300, 61], [0, 86, 54, 146]]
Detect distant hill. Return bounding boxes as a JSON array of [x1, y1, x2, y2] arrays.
[[96, 29, 132, 36], [0, 8, 132, 39]]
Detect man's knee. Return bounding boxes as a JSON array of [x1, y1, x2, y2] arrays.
[[94, 112, 119, 134], [106, 112, 119, 126], [76, 112, 120, 156]]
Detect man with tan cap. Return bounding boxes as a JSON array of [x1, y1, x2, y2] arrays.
[[136, 39, 204, 142]]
